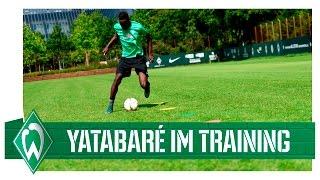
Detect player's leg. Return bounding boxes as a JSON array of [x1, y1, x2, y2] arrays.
[[106, 57, 131, 114], [138, 72, 150, 98], [110, 73, 123, 100], [106, 73, 123, 114], [134, 56, 150, 98]]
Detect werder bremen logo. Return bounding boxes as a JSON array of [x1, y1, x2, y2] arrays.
[[13, 110, 53, 173]]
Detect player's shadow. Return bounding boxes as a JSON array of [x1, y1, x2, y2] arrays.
[[139, 102, 168, 109]]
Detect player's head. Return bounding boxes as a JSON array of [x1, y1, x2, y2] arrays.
[[118, 11, 131, 30]]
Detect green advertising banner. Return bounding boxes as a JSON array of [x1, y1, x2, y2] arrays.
[[148, 51, 216, 68], [147, 36, 311, 67], [6, 111, 315, 160], [223, 47, 240, 60], [223, 36, 311, 60], [250, 41, 283, 57], [4, 111, 315, 173], [282, 36, 312, 54], [223, 46, 251, 60]]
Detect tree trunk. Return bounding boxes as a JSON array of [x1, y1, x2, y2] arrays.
[[207, 35, 211, 48], [58, 60, 62, 70], [192, 39, 195, 51], [85, 51, 90, 66], [57, 56, 62, 70]]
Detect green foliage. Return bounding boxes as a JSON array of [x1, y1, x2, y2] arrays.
[[69, 49, 84, 64], [23, 25, 47, 72], [89, 49, 107, 62], [47, 25, 72, 53], [47, 25, 73, 70], [23, 9, 311, 73], [131, 9, 311, 53], [275, 9, 311, 20], [71, 11, 114, 65]]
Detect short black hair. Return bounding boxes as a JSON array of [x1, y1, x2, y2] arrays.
[[118, 11, 129, 20]]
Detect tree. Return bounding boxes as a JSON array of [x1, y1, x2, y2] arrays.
[[47, 25, 73, 70], [130, 9, 312, 55], [23, 25, 46, 73], [71, 11, 113, 66]]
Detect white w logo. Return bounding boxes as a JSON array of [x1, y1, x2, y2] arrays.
[[21, 123, 44, 161]]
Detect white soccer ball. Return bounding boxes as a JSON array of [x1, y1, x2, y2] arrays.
[[124, 98, 138, 111]]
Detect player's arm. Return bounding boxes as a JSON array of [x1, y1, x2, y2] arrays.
[[103, 33, 118, 56], [146, 33, 154, 62]]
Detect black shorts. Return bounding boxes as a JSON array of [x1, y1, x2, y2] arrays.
[[116, 55, 148, 77]]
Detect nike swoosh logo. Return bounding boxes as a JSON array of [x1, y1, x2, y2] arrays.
[[169, 57, 180, 63]]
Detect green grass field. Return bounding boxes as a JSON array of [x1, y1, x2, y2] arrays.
[[24, 53, 312, 170]]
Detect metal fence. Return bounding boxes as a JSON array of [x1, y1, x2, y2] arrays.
[[253, 13, 312, 43]]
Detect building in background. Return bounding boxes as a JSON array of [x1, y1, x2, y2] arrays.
[[23, 9, 133, 39]]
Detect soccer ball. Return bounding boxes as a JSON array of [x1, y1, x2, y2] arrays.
[[124, 98, 138, 111]]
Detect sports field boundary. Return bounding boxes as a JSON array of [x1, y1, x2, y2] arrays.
[[23, 68, 116, 82]]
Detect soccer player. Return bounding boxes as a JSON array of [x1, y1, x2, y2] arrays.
[[103, 11, 154, 114]]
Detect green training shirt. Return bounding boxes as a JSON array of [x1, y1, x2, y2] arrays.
[[114, 21, 148, 58]]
